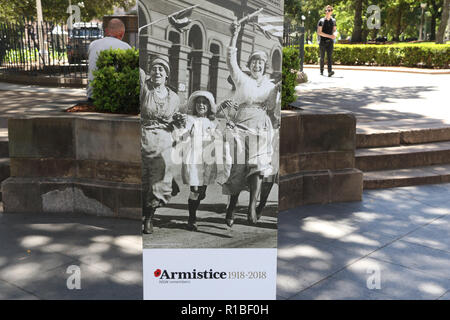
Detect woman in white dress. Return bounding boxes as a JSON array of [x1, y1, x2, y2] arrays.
[[140, 56, 185, 234], [222, 21, 280, 226]]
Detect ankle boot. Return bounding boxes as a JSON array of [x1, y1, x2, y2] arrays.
[[187, 199, 199, 231], [143, 207, 155, 234], [247, 208, 257, 225], [225, 195, 239, 228], [143, 216, 153, 234], [225, 206, 235, 228]]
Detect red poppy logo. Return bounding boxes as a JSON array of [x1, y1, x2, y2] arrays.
[[154, 269, 162, 277]]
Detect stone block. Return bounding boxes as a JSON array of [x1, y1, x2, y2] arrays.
[[300, 113, 356, 152], [8, 118, 75, 158], [327, 151, 355, 170], [74, 184, 115, 217], [302, 171, 331, 205], [280, 113, 303, 155], [94, 161, 141, 184], [75, 118, 140, 163], [1, 177, 43, 213], [357, 132, 400, 148], [0, 138, 8, 158], [279, 173, 303, 211], [10, 158, 76, 178], [40, 181, 75, 213], [401, 127, 450, 145], [330, 169, 363, 202]]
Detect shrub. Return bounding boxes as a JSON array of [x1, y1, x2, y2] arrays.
[[91, 48, 140, 114], [302, 43, 450, 69], [282, 47, 300, 109]]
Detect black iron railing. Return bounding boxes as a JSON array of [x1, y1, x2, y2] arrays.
[[283, 21, 305, 71], [0, 19, 103, 79]]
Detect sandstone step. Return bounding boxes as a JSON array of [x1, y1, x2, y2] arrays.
[[0, 158, 11, 201], [357, 121, 450, 148], [0, 137, 8, 158], [363, 164, 450, 189], [356, 141, 450, 171]]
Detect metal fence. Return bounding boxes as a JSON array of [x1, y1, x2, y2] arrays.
[[0, 19, 103, 79], [283, 21, 306, 71]]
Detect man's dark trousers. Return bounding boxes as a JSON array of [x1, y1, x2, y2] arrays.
[[319, 39, 334, 73]]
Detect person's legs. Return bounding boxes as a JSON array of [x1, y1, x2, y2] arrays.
[[248, 174, 263, 225], [256, 181, 274, 220], [327, 41, 334, 75], [225, 194, 240, 227], [187, 186, 207, 231], [319, 42, 326, 75], [143, 206, 155, 234]]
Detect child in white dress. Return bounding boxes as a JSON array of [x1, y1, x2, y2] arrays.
[[180, 91, 218, 231]]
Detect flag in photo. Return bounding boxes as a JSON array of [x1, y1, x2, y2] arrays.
[[256, 14, 284, 40]]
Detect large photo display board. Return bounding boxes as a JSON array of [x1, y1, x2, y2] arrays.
[[139, 0, 283, 299]]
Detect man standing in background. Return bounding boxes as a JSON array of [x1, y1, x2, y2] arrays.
[[317, 5, 336, 77], [87, 18, 131, 101]]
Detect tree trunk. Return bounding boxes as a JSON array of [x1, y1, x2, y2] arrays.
[[436, 0, 449, 43], [430, 0, 442, 41], [393, 9, 403, 41], [351, 0, 363, 43], [430, 13, 437, 40]]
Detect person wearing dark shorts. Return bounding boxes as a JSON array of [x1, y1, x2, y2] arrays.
[[317, 5, 337, 77]]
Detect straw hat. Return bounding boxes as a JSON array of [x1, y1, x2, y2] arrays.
[[150, 56, 170, 76], [187, 91, 217, 115]]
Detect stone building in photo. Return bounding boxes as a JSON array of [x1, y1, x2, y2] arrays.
[[138, 0, 283, 106]]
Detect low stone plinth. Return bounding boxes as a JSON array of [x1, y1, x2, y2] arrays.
[[2, 114, 142, 219], [2, 110, 364, 217], [279, 110, 363, 211]]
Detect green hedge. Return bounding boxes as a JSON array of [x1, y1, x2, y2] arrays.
[[91, 48, 140, 114], [282, 47, 300, 109], [303, 44, 450, 69]]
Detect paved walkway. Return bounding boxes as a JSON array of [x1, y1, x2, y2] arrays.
[[0, 82, 87, 139], [293, 69, 450, 134], [2, 183, 449, 299], [277, 183, 450, 300], [0, 205, 143, 300]]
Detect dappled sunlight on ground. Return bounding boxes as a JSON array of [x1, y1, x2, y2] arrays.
[[277, 183, 450, 300], [0, 212, 143, 299]]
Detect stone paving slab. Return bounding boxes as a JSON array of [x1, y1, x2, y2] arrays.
[[402, 217, 450, 253], [278, 183, 450, 300], [12, 262, 142, 300], [0, 210, 143, 300], [369, 240, 450, 280], [0, 279, 39, 300], [277, 239, 366, 299], [438, 290, 450, 300], [290, 257, 450, 300]]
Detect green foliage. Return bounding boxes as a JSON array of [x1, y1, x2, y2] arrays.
[[91, 48, 140, 114], [287, 0, 445, 43], [0, 0, 135, 23], [302, 43, 450, 68], [282, 47, 300, 109]]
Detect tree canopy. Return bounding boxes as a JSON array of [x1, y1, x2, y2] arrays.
[[0, 0, 136, 23], [284, 0, 447, 43]]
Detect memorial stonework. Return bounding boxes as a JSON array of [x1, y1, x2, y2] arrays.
[[279, 110, 363, 211], [2, 115, 142, 219]]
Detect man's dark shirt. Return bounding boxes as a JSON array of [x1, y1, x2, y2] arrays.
[[318, 17, 336, 43]]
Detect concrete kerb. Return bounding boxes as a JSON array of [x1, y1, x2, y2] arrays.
[[0, 72, 87, 89], [303, 64, 450, 75]]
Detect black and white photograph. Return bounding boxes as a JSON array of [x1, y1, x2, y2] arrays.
[[139, 0, 283, 248]]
